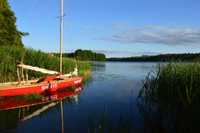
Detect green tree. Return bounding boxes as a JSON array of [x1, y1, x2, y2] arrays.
[[61, 49, 106, 61], [0, 0, 26, 46]]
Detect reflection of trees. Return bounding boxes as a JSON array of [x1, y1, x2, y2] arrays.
[[91, 62, 106, 72]]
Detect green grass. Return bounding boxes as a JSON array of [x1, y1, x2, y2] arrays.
[[0, 45, 91, 83], [140, 63, 200, 108], [138, 63, 200, 133]]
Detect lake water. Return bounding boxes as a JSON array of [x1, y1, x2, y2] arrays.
[[0, 62, 158, 133]]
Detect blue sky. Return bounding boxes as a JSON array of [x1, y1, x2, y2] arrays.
[[9, 0, 200, 57]]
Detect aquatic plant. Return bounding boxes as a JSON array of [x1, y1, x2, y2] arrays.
[[140, 63, 200, 108], [138, 63, 200, 133], [0, 45, 91, 82]]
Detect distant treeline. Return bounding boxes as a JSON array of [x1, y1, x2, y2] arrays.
[[54, 49, 106, 61], [107, 53, 200, 62]]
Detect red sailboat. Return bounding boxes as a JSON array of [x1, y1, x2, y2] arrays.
[[0, 0, 83, 97], [0, 63, 83, 97], [0, 86, 83, 110]]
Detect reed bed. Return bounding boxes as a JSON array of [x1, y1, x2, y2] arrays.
[[138, 63, 200, 133], [0, 46, 91, 83], [140, 63, 200, 107]]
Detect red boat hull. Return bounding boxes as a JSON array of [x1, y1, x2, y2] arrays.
[[0, 76, 83, 97], [0, 86, 83, 110]]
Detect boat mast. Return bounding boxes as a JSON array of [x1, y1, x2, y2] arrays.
[[59, 0, 64, 73], [60, 1, 65, 133]]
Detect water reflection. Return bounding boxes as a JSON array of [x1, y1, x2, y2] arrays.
[[91, 61, 106, 72], [138, 82, 200, 133], [0, 62, 163, 133], [0, 86, 83, 132]]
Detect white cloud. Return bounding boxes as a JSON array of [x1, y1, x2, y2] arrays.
[[93, 50, 160, 57], [100, 26, 200, 45]]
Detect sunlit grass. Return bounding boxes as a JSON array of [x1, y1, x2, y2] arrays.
[[0, 45, 91, 82], [140, 63, 200, 108]]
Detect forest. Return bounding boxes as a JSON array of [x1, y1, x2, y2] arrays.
[[54, 49, 106, 61], [107, 53, 200, 62]]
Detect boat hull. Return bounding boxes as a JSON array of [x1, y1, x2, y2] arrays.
[[0, 77, 83, 97], [0, 86, 83, 110]]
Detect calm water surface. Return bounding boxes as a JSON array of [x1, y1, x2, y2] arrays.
[[0, 62, 158, 133]]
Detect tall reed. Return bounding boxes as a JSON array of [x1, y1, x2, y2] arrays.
[[0, 46, 91, 83], [138, 63, 200, 133], [140, 63, 200, 107]]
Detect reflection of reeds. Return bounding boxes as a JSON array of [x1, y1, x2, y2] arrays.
[[0, 96, 79, 131], [88, 112, 134, 133], [0, 46, 91, 82], [14, 94, 43, 101]]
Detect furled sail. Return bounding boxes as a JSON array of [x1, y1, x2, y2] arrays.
[[17, 64, 59, 75]]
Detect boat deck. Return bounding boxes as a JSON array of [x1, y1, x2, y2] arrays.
[[0, 77, 82, 90], [0, 80, 38, 88]]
